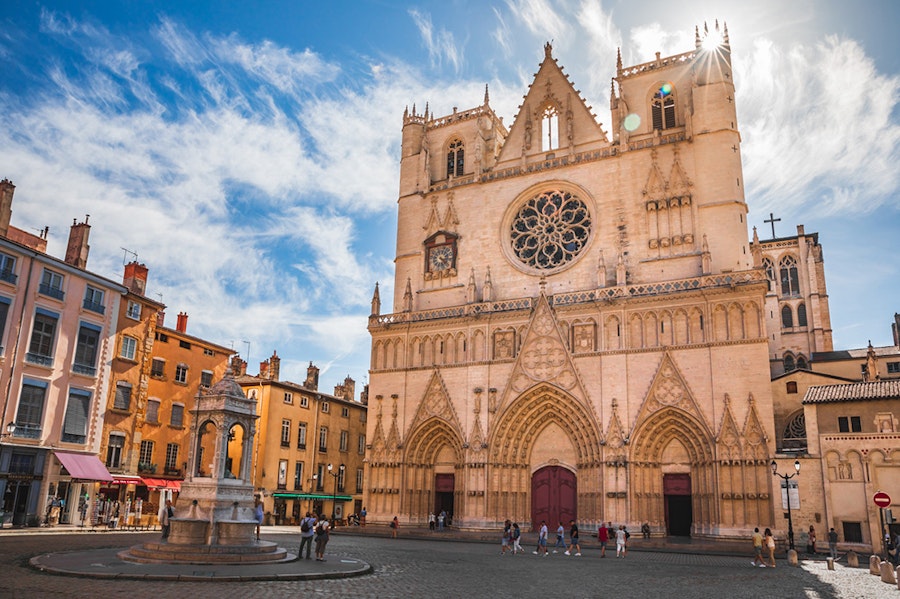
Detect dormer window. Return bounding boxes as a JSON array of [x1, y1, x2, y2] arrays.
[[541, 105, 559, 151], [651, 83, 676, 131], [447, 139, 464, 177]]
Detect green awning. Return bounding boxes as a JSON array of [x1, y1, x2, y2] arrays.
[[271, 492, 353, 501]]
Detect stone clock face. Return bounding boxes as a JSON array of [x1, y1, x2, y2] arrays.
[[508, 189, 591, 273], [428, 245, 454, 271]]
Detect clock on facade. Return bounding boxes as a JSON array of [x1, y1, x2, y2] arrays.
[[428, 244, 455, 272]]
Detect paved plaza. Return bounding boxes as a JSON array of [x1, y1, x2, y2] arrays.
[[1, 528, 895, 599]]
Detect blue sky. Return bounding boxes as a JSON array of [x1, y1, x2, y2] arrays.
[[1, 1, 898, 392]]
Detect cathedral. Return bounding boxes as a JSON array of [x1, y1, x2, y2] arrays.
[[364, 24, 833, 539]]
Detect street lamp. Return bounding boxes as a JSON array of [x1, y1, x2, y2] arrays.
[[309, 474, 318, 516], [327, 463, 345, 522], [1, 422, 16, 437], [772, 459, 801, 551]]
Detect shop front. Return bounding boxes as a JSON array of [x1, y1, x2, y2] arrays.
[[270, 492, 353, 525]]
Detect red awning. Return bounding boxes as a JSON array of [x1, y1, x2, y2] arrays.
[[141, 477, 182, 491], [54, 451, 113, 482]]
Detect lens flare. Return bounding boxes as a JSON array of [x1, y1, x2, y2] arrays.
[[658, 82, 674, 97], [623, 113, 641, 132]]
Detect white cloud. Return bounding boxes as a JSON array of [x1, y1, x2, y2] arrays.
[[737, 35, 900, 216], [409, 9, 463, 74]]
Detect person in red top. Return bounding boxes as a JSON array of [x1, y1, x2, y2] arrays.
[[597, 523, 609, 557]]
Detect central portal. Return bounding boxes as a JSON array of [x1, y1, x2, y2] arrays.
[[531, 466, 576, 531], [663, 472, 692, 536]]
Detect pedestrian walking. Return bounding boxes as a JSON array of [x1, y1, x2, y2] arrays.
[[512, 522, 523, 554], [391, 515, 399, 538], [438, 510, 446, 531], [159, 499, 174, 541], [360, 506, 367, 527], [253, 494, 264, 541], [428, 512, 436, 531], [553, 521, 566, 553], [597, 523, 609, 558], [314, 513, 330, 561], [565, 520, 581, 556], [827, 527, 838, 560], [533, 520, 549, 556], [807, 525, 817, 555], [606, 521, 615, 547], [298, 511, 316, 559], [750, 527, 766, 567], [893, 531, 900, 567], [501, 519, 511, 555], [623, 525, 630, 557], [765, 528, 776, 567], [615, 525, 627, 558]]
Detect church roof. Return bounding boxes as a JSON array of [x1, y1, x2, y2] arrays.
[[802, 379, 900, 404], [812, 345, 900, 362]]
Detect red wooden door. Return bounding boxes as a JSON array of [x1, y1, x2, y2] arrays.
[[531, 466, 577, 531]]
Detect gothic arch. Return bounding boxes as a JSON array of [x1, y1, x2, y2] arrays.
[[630, 407, 717, 535], [489, 383, 602, 465], [403, 417, 465, 521], [605, 315, 621, 350]]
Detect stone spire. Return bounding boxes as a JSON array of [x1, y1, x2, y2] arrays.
[[466, 268, 477, 304], [403, 277, 413, 312], [371, 282, 381, 316], [483, 267, 493, 302]]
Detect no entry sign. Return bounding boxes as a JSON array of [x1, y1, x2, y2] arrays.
[[874, 491, 891, 508]]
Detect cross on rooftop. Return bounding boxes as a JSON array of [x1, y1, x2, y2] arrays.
[[764, 212, 781, 239]]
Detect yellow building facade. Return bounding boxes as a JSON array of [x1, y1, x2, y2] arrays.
[[236, 356, 367, 525]]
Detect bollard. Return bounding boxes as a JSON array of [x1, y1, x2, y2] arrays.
[[870, 555, 881, 575], [787, 549, 798, 567], [847, 551, 858, 567], [826, 557, 834, 570], [880, 561, 897, 584]]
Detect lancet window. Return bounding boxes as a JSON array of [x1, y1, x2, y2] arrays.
[[651, 83, 676, 131], [447, 139, 464, 178]]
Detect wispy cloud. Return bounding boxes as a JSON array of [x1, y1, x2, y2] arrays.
[[409, 9, 463, 74]]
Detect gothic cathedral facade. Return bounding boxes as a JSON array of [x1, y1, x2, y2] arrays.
[[366, 25, 812, 539]]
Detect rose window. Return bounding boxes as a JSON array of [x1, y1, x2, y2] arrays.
[[509, 190, 591, 271]]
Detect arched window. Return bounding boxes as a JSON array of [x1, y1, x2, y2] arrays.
[[779, 255, 800, 297], [783, 353, 796, 373], [796, 355, 808, 370], [651, 83, 676, 131], [762, 257, 775, 292], [541, 105, 559, 151], [781, 305, 793, 328], [781, 412, 807, 452], [797, 303, 808, 327], [446, 139, 464, 178]]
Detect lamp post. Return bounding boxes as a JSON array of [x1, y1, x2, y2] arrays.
[[327, 463, 345, 522], [772, 459, 801, 551], [309, 474, 318, 516]]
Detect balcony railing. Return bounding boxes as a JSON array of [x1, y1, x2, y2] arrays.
[[61, 432, 86, 444], [25, 352, 53, 367], [0, 269, 17, 284], [82, 299, 105, 314], [13, 424, 41, 439], [38, 283, 65, 300], [72, 363, 97, 377]]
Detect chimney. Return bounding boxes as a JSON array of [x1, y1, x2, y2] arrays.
[[0, 178, 14, 238], [343, 375, 355, 402], [269, 350, 280, 382], [259, 359, 269, 379], [230, 355, 247, 376], [64, 216, 91, 269], [156, 310, 165, 328], [123, 261, 149, 295], [304, 361, 319, 391], [361, 384, 369, 405], [176, 312, 188, 333]]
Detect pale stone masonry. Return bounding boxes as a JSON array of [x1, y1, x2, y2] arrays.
[[365, 25, 798, 538]]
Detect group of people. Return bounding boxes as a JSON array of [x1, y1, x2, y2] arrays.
[[596, 521, 630, 558], [751, 524, 846, 568], [499, 520, 524, 554], [524, 520, 629, 558], [427, 510, 450, 531], [297, 511, 332, 561]]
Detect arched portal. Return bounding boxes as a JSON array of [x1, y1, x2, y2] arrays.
[[489, 384, 603, 529], [630, 407, 715, 537], [403, 418, 464, 524]]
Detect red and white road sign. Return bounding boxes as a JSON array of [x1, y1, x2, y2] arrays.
[[873, 491, 891, 508]]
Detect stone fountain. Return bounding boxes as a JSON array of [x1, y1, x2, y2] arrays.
[[121, 369, 291, 564]]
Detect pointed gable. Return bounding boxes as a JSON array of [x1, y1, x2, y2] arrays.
[[408, 369, 464, 438], [497, 42, 608, 164], [667, 145, 692, 196], [642, 148, 667, 201], [635, 352, 710, 433], [716, 394, 743, 460], [499, 293, 589, 411]]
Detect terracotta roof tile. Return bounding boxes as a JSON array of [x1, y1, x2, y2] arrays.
[[802, 380, 900, 404]]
